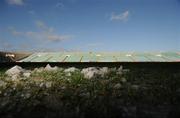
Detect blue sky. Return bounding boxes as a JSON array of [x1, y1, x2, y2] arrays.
[[0, 0, 179, 52]]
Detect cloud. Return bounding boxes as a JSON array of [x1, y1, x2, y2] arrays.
[[26, 31, 70, 42], [35, 20, 54, 32], [6, 0, 25, 6], [0, 40, 13, 51], [8, 20, 71, 42], [35, 20, 71, 42], [25, 31, 42, 40], [8, 27, 23, 36], [3, 42, 12, 48], [55, 2, 64, 8], [47, 35, 70, 42], [36, 20, 47, 29], [110, 10, 129, 21], [28, 10, 35, 15], [87, 43, 103, 47]]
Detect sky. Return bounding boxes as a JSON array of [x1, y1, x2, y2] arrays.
[[0, 0, 180, 52]]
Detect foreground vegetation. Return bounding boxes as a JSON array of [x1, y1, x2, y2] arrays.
[[0, 65, 180, 118]]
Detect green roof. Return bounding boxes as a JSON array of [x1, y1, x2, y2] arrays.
[[19, 52, 180, 62]]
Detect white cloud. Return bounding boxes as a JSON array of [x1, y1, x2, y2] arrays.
[[9, 20, 71, 42], [8, 27, 23, 36], [25, 31, 70, 42], [12, 30, 23, 36], [2, 42, 12, 48], [110, 10, 129, 21], [35, 20, 54, 33], [87, 43, 103, 47], [35, 20, 70, 42], [36, 20, 47, 29], [6, 0, 25, 6], [25, 31, 42, 40], [47, 35, 70, 42], [28, 10, 35, 15], [55, 2, 64, 8]]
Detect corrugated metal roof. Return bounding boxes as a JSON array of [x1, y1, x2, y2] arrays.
[[19, 52, 180, 62]]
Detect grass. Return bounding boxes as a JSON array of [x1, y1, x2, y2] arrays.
[[0, 66, 180, 118]]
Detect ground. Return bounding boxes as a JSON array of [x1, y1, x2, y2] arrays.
[[0, 64, 180, 118]]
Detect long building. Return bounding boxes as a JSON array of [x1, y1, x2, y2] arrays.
[[19, 52, 180, 62]]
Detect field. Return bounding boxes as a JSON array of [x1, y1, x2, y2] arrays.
[[0, 51, 31, 62], [0, 63, 179, 118]]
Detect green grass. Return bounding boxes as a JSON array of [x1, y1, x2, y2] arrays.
[[0, 67, 180, 118]]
